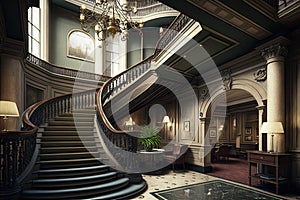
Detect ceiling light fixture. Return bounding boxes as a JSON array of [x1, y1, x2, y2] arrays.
[[80, 0, 144, 41]]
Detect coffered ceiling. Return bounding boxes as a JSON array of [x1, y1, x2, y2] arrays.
[[157, 0, 297, 80]]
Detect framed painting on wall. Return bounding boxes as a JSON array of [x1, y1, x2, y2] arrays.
[[67, 30, 95, 62], [209, 129, 217, 138], [184, 121, 190, 132], [245, 127, 252, 135], [245, 135, 252, 141]]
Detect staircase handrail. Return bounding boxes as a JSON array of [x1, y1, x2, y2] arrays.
[[101, 13, 190, 105], [0, 89, 97, 195], [96, 14, 191, 150]]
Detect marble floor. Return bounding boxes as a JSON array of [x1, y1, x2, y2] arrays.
[[132, 170, 298, 200]]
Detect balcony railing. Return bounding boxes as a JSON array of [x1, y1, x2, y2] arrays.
[[26, 54, 110, 82]]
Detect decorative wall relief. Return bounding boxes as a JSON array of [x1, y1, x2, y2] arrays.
[[199, 87, 208, 100], [221, 69, 232, 90], [253, 67, 267, 82]]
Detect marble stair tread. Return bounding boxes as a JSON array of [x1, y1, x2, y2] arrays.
[[39, 141, 96, 147], [44, 126, 94, 131], [37, 157, 102, 164], [41, 136, 96, 141], [21, 178, 129, 198], [33, 165, 110, 174], [31, 172, 117, 185], [39, 151, 100, 160], [89, 181, 147, 200], [47, 122, 94, 126], [42, 130, 95, 136], [39, 146, 98, 153]]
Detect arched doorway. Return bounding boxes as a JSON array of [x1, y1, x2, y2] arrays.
[[205, 89, 263, 185]]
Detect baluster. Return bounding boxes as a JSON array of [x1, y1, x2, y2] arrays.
[[3, 140, 9, 186], [12, 140, 18, 183]]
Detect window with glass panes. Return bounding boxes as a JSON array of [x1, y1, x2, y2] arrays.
[[105, 35, 121, 77], [28, 7, 40, 57]]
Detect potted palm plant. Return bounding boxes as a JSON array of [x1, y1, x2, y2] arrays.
[[138, 126, 161, 152]]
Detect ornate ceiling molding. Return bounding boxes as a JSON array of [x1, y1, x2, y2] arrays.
[[243, 0, 278, 21], [187, 0, 272, 39]]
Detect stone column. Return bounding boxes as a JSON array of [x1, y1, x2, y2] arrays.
[[261, 43, 288, 152], [256, 105, 266, 151], [40, 0, 50, 61]]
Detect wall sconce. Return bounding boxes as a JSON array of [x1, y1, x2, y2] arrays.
[[261, 122, 284, 152], [0, 100, 20, 131]]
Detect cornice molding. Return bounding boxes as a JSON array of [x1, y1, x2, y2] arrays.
[[243, 0, 278, 21]]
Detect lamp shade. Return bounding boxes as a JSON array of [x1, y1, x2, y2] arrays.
[[0, 101, 19, 117], [261, 122, 284, 133], [162, 116, 170, 123]]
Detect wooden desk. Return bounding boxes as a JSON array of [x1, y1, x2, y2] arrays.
[[247, 150, 291, 194]]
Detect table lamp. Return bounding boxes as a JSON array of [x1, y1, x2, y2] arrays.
[[0, 100, 20, 131], [261, 122, 284, 152]]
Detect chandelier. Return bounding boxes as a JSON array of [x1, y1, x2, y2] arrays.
[[80, 0, 144, 41]]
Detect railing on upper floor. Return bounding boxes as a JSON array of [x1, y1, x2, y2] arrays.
[[26, 54, 110, 82], [94, 13, 192, 172], [100, 13, 190, 106]]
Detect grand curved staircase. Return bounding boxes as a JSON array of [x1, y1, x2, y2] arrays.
[[0, 14, 198, 199], [20, 108, 146, 199]]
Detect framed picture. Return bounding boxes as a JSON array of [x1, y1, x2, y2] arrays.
[[245, 135, 252, 141], [245, 127, 252, 135], [209, 129, 217, 138], [184, 121, 190, 132], [67, 30, 95, 62]]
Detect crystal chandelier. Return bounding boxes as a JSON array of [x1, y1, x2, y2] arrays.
[[80, 0, 144, 41]]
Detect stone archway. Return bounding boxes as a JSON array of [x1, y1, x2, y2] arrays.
[[199, 78, 266, 151]]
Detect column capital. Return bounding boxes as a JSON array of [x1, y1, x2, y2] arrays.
[[261, 43, 288, 61]]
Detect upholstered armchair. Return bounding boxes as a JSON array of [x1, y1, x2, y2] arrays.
[[211, 144, 232, 162], [163, 143, 188, 170]]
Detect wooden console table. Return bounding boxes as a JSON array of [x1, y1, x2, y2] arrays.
[[247, 150, 291, 194]]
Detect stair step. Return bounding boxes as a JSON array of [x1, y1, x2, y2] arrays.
[[40, 146, 98, 153], [44, 126, 94, 131], [34, 165, 110, 178], [38, 158, 103, 169], [20, 108, 145, 199], [89, 181, 147, 200], [21, 178, 129, 199], [31, 172, 117, 188], [54, 116, 94, 122], [61, 112, 95, 118], [48, 121, 94, 126], [41, 136, 95, 141], [39, 152, 100, 160], [40, 141, 95, 147], [42, 130, 94, 136]]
